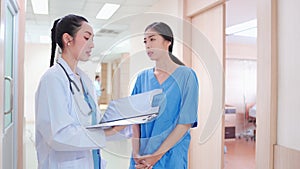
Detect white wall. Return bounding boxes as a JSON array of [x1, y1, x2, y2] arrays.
[[24, 43, 50, 122], [277, 0, 300, 151], [128, 0, 183, 82], [226, 43, 257, 60]]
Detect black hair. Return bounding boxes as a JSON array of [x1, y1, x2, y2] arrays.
[[145, 22, 185, 66], [50, 14, 88, 67], [95, 75, 100, 80]]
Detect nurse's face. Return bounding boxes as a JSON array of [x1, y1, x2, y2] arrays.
[[144, 29, 170, 61], [67, 21, 95, 62]]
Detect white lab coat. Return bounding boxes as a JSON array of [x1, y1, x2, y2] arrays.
[[35, 58, 106, 169]]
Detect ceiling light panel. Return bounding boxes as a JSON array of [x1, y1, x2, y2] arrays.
[[226, 19, 257, 36], [234, 28, 257, 38], [31, 0, 48, 14], [96, 3, 120, 20]]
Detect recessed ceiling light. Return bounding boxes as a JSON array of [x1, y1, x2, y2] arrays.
[[226, 19, 257, 37], [31, 0, 48, 15], [234, 28, 257, 38], [96, 3, 120, 20]]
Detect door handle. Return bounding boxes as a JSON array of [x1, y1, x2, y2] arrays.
[[4, 76, 13, 114]]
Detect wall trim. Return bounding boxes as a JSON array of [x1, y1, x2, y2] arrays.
[[186, 0, 225, 17], [274, 145, 300, 169]]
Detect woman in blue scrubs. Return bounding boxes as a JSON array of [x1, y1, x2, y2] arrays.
[[129, 22, 199, 169]]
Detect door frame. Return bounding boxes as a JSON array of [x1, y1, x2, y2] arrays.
[[0, 0, 5, 165], [0, 0, 21, 169], [183, 0, 278, 168], [183, 0, 225, 169], [256, 0, 278, 168]]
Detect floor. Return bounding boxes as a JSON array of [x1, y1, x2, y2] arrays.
[[224, 113, 256, 169], [25, 113, 256, 169], [25, 122, 38, 169], [224, 139, 256, 169], [25, 122, 132, 169]]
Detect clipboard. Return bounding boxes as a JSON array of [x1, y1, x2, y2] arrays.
[[86, 89, 162, 129], [86, 113, 158, 129]]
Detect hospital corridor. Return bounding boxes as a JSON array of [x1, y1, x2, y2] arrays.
[[1, 0, 300, 169]]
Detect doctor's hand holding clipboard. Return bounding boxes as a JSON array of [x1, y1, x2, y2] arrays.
[[86, 89, 162, 129]]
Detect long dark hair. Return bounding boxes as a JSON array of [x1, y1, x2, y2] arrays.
[[50, 14, 88, 67], [145, 22, 185, 65]]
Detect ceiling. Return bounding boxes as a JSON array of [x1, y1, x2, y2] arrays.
[[25, 0, 257, 61], [226, 0, 257, 44], [25, 0, 160, 61]]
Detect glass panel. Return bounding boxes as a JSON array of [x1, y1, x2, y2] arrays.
[[4, 5, 14, 128]]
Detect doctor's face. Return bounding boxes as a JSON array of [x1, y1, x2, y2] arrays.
[[70, 21, 94, 62], [144, 29, 170, 61]]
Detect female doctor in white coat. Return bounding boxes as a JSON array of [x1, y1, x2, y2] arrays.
[[35, 14, 124, 169]]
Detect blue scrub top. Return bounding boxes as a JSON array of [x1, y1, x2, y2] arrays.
[[129, 66, 199, 169]]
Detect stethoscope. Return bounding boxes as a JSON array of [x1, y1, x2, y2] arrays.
[[57, 61, 104, 150], [57, 61, 94, 117], [57, 62, 80, 95]]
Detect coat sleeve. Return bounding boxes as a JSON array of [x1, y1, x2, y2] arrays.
[[35, 71, 106, 151]]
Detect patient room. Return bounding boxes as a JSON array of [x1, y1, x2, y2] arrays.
[[224, 40, 257, 169]]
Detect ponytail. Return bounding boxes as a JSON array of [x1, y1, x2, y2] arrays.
[[170, 54, 185, 66], [50, 19, 60, 67], [49, 14, 88, 67], [168, 40, 184, 65]]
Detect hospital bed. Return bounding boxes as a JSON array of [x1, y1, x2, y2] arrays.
[[249, 104, 256, 119], [239, 103, 256, 141]]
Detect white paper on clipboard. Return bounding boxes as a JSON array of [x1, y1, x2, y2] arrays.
[[86, 89, 162, 129]]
